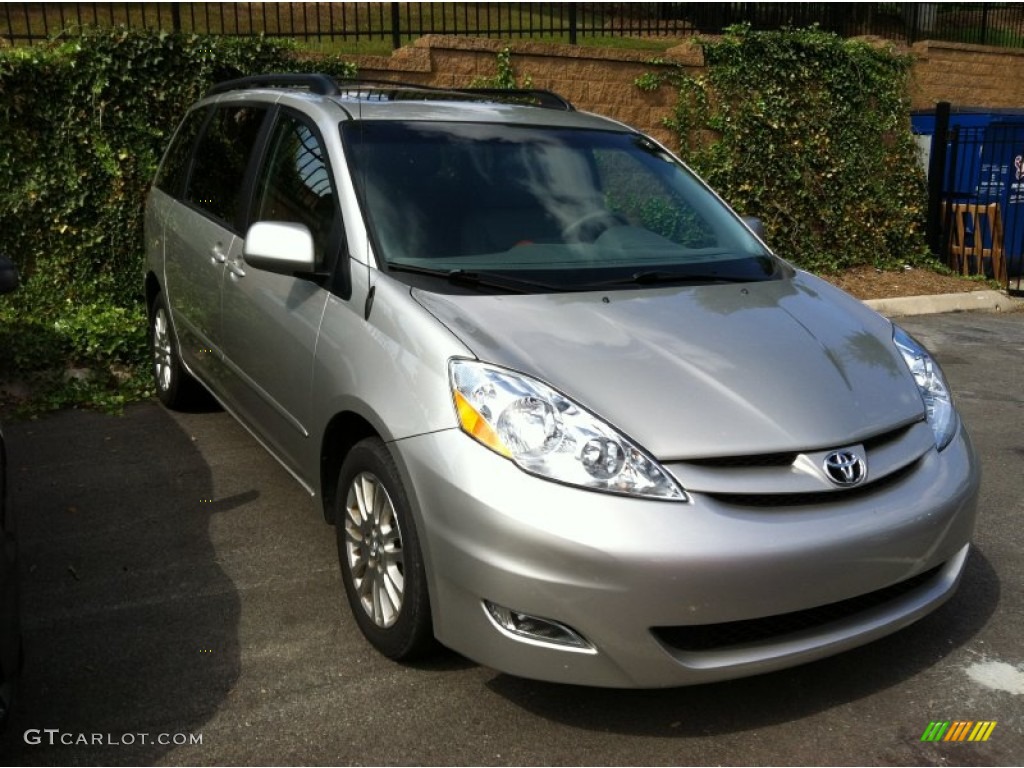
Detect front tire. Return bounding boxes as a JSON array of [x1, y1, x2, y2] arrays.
[[335, 438, 435, 660]]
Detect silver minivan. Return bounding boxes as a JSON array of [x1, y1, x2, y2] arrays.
[[145, 74, 980, 688]]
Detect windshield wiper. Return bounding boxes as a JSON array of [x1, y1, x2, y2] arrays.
[[385, 263, 561, 293], [588, 270, 763, 288]]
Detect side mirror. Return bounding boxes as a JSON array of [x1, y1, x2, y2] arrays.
[[0, 255, 19, 295], [243, 222, 315, 276], [742, 217, 766, 241]]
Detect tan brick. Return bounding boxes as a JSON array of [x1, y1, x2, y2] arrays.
[[589, 81, 641, 104], [358, 36, 1024, 137]]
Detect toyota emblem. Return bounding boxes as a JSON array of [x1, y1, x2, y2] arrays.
[[823, 450, 867, 487]]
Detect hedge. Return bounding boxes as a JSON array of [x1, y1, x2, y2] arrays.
[[0, 27, 354, 412], [637, 25, 933, 274]]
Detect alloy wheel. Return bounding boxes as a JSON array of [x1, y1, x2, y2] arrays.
[[152, 306, 173, 393], [343, 471, 405, 628]]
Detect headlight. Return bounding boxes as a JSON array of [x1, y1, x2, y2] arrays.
[[449, 360, 687, 501], [893, 325, 958, 450]]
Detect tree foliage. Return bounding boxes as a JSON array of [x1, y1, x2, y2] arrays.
[[0, 28, 355, 412], [637, 25, 932, 273]]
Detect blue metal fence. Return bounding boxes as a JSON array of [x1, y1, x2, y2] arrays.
[[917, 105, 1024, 292]]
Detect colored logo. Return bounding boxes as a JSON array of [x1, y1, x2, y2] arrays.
[[921, 721, 997, 742]]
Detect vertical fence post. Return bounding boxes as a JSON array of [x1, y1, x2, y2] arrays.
[[926, 101, 952, 259], [568, 3, 577, 45], [171, 2, 181, 33], [943, 125, 962, 262], [391, 2, 401, 50], [825, 2, 842, 37], [980, 4, 989, 45]]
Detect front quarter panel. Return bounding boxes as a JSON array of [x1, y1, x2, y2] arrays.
[[311, 270, 471, 450]]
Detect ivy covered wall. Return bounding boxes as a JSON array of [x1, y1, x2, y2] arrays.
[[0, 28, 353, 411], [638, 25, 930, 274]]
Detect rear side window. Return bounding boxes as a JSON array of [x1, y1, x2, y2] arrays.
[[186, 105, 268, 228], [153, 107, 208, 197]]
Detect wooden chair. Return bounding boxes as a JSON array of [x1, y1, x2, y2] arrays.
[[946, 202, 1008, 284]]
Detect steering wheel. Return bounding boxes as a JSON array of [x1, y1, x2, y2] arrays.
[[561, 211, 627, 243]]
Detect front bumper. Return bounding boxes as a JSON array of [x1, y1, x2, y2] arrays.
[[394, 426, 980, 688]]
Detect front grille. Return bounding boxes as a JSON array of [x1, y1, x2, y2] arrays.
[[863, 422, 916, 451], [652, 563, 943, 652], [686, 451, 799, 468], [681, 422, 919, 471], [703, 460, 917, 507]]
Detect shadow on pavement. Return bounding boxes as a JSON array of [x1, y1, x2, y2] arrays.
[[1, 404, 241, 764]]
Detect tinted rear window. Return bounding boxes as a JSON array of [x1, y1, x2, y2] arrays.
[[153, 107, 208, 198]]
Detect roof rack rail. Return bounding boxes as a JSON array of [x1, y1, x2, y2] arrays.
[[332, 78, 573, 110], [206, 73, 339, 97], [334, 76, 448, 91], [205, 74, 575, 111], [457, 88, 575, 111]]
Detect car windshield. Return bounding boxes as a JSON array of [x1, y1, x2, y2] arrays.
[[343, 121, 777, 291]]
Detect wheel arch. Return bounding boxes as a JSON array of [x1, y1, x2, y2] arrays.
[[144, 270, 162, 313], [319, 411, 381, 524]]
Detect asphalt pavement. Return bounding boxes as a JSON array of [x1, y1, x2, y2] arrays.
[[0, 309, 1022, 766]]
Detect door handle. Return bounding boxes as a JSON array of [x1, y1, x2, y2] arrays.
[[228, 260, 246, 279], [210, 244, 227, 264]]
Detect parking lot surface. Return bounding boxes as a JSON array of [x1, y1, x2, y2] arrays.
[[1, 310, 1022, 766]]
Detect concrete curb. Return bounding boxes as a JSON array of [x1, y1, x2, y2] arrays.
[[863, 290, 1023, 317]]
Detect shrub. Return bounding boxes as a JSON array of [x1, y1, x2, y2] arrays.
[[0, 27, 355, 412], [637, 25, 933, 273]]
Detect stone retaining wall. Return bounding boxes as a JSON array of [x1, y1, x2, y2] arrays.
[[342, 35, 1024, 146], [347, 35, 698, 147], [910, 40, 1024, 110]]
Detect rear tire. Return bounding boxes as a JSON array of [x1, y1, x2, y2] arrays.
[[335, 438, 435, 660], [149, 292, 202, 410]]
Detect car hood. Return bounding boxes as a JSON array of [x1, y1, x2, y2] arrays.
[[412, 271, 925, 459]]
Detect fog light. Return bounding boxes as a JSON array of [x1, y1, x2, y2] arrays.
[[484, 600, 594, 652]]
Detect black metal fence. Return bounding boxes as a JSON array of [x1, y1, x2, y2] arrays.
[[2, 3, 1024, 50]]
